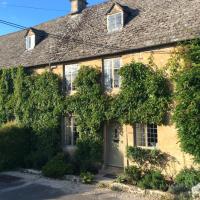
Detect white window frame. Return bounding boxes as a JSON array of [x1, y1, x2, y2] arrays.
[[135, 124, 158, 148], [107, 12, 124, 33], [26, 35, 35, 50], [65, 64, 79, 93], [63, 117, 79, 147], [103, 57, 122, 90]]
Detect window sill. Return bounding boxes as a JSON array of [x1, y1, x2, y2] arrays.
[[136, 145, 157, 150]]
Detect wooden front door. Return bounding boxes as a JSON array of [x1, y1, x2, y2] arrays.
[[106, 122, 124, 168]]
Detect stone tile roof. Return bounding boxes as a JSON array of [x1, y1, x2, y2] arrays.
[[0, 0, 200, 67]]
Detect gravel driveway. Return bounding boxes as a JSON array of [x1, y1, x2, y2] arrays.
[[0, 171, 167, 200]]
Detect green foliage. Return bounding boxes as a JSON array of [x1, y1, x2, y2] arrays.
[[116, 174, 128, 184], [20, 71, 63, 132], [0, 121, 33, 171], [75, 135, 103, 173], [80, 172, 94, 184], [0, 68, 16, 124], [125, 166, 142, 184], [168, 184, 188, 195], [25, 128, 62, 169], [175, 168, 200, 189], [42, 153, 73, 179], [173, 65, 200, 162], [181, 39, 200, 66], [138, 170, 168, 191], [0, 67, 64, 170], [107, 61, 171, 124], [127, 147, 169, 171], [65, 66, 106, 171], [65, 66, 107, 135]]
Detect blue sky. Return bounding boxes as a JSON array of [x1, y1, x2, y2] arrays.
[[0, 0, 105, 36]]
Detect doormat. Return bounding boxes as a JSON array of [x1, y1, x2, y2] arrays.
[[0, 175, 22, 183], [103, 174, 117, 179]]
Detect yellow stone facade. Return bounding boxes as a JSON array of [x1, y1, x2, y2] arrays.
[[33, 45, 195, 176]]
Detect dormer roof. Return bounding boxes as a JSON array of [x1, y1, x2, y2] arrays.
[[106, 2, 125, 15]]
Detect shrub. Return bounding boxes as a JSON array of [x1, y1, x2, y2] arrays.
[[0, 121, 32, 171], [168, 184, 188, 195], [75, 135, 103, 173], [127, 147, 168, 171], [42, 153, 73, 179], [175, 168, 200, 189], [116, 174, 128, 184], [125, 166, 142, 184], [138, 170, 168, 191], [25, 128, 62, 169], [80, 172, 94, 184]]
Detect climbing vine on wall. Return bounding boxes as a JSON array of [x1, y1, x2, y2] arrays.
[[107, 61, 172, 125], [0, 68, 16, 124], [64, 66, 107, 170], [0, 66, 64, 168], [65, 66, 107, 136], [172, 38, 200, 163]]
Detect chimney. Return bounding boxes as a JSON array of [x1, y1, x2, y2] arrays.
[[70, 0, 87, 13]]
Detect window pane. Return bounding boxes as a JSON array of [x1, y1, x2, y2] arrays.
[[135, 124, 146, 146], [113, 58, 121, 88], [108, 13, 123, 32], [104, 59, 112, 89], [116, 13, 122, 29], [147, 124, 158, 147], [30, 35, 35, 49], [108, 15, 116, 32], [71, 65, 79, 91], [64, 117, 79, 146], [65, 64, 79, 92], [65, 67, 72, 91], [72, 118, 79, 145], [64, 117, 72, 145]]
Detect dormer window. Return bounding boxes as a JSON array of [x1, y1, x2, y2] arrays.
[[107, 12, 123, 33], [106, 3, 125, 33], [25, 28, 46, 50], [26, 35, 35, 50]]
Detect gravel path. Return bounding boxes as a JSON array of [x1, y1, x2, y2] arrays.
[[0, 171, 169, 200]]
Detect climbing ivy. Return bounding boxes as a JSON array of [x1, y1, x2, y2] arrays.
[[65, 66, 107, 171], [173, 38, 200, 163], [0, 66, 64, 168], [0, 68, 16, 124], [65, 66, 107, 136], [21, 71, 63, 132], [107, 61, 171, 125]]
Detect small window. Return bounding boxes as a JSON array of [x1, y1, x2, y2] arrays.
[[65, 64, 79, 92], [135, 124, 158, 147], [26, 35, 35, 50], [104, 57, 121, 90], [63, 117, 79, 146], [107, 12, 123, 33]]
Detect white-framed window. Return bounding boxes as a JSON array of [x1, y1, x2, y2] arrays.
[[107, 12, 123, 33], [63, 117, 79, 146], [104, 57, 121, 90], [135, 124, 158, 147], [26, 35, 35, 50], [65, 64, 79, 92]]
